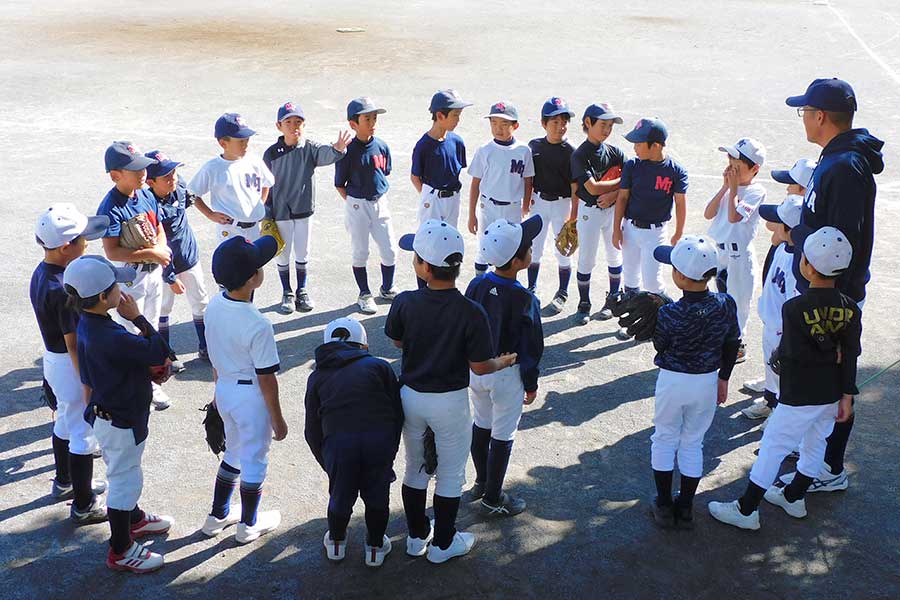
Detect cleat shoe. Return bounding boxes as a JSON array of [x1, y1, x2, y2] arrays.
[[764, 486, 807, 518], [708, 500, 760, 530], [547, 291, 567, 315], [365, 535, 392, 567], [379, 287, 399, 302], [426, 531, 476, 564], [673, 494, 694, 530], [650, 497, 676, 529], [52, 478, 107, 500], [405, 518, 434, 557], [615, 327, 632, 341], [198, 348, 210, 362], [323, 530, 346, 561], [295, 289, 314, 312], [201, 506, 242, 537], [235, 510, 280, 544], [741, 401, 772, 420], [467, 482, 485, 502], [131, 513, 174, 538], [357, 293, 377, 315], [106, 541, 164, 573], [279, 292, 295, 315], [779, 466, 848, 493], [170, 359, 186, 373], [742, 377, 766, 393], [575, 301, 591, 325], [71, 496, 108, 525], [735, 343, 747, 364], [480, 492, 526, 517], [597, 293, 615, 321], [151, 387, 171, 411]]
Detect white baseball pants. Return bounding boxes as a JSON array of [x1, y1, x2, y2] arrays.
[[530, 193, 571, 268], [749, 402, 839, 489], [622, 219, 667, 293], [718, 244, 757, 335], [469, 366, 525, 441], [93, 419, 146, 511], [761, 324, 782, 398], [651, 369, 718, 478], [576, 200, 622, 274], [275, 217, 312, 267], [476, 197, 522, 265], [45, 351, 98, 456], [113, 267, 163, 332], [401, 386, 472, 498], [344, 195, 396, 268], [160, 262, 209, 320], [215, 221, 260, 244], [418, 185, 461, 227], [216, 380, 273, 484]]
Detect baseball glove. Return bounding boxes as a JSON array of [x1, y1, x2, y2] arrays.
[[421, 426, 438, 475], [555, 220, 579, 257], [149, 361, 172, 385], [40, 378, 58, 412], [259, 218, 286, 254], [201, 401, 226, 455], [118, 213, 157, 250], [609, 290, 673, 342], [768, 348, 781, 376]]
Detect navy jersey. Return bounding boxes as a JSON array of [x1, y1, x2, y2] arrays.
[[529, 137, 575, 199], [620, 157, 688, 223], [334, 136, 391, 199], [385, 287, 494, 393], [30, 262, 78, 353], [411, 132, 467, 192], [653, 291, 741, 376], [465, 272, 544, 392], [571, 140, 625, 205], [97, 187, 161, 240], [77, 313, 170, 444], [155, 180, 199, 283]]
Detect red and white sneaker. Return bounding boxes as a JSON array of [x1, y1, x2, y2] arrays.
[[106, 541, 164, 573], [130, 513, 174, 538]]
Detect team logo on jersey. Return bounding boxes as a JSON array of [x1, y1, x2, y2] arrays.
[[772, 267, 786, 294], [244, 173, 261, 191], [803, 306, 854, 336], [510, 159, 525, 176], [655, 176, 673, 194], [372, 154, 388, 171]]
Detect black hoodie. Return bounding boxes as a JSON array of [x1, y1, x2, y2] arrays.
[[793, 128, 884, 302], [304, 342, 403, 468]]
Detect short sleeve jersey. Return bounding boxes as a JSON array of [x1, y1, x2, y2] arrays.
[[653, 291, 741, 374], [204, 292, 280, 380], [707, 182, 766, 249], [384, 287, 494, 393], [468, 139, 535, 203], [757, 243, 799, 331], [187, 154, 274, 222], [30, 262, 78, 353], [334, 136, 392, 199], [570, 140, 625, 204], [155, 180, 200, 280], [411, 132, 467, 192], [620, 157, 689, 223], [97, 187, 161, 240], [529, 137, 575, 199]]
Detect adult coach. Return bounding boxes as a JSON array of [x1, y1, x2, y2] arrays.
[[783, 77, 884, 491]]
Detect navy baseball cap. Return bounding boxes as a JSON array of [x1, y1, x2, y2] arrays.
[[785, 78, 857, 112], [542, 97, 575, 118], [144, 150, 183, 179], [582, 103, 623, 124], [430, 89, 473, 112], [624, 117, 668, 144], [212, 235, 278, 291], [347, 97, 386, 120], [277, 101, 305, 122], [105, 141, 157, 172], [214, 113, 256, 139], [483, 101, 518, 121]]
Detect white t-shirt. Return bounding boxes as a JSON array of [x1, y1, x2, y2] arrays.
[[468, 139, 535, 203], [188, 154, 275, 222], [757, 243, 799, 331], [707, 182, 766, 249], [205, 292, 279, 380]]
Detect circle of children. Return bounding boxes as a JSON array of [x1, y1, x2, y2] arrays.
[[30, 77, 883, 573]]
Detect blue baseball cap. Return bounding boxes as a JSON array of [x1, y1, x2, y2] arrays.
[[212, 235, 278, 291], [541, 97, 575, 118], [582, 103, 623, 124], [277, 101, 305, 122], [105, 141, 157, 172], [144, 150, 183, 179], [347, 97, 386, 120], [624, 117, 668, 144], [483, 101, 518, 121], [785, 78, 857, 112], [214, 113, 256, 139], [430, 89, 473, 112]]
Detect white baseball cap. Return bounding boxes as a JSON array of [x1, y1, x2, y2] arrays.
[[653, 235, 719, 280], [771, 158, 816, 189], [63, 255, 136, 298], [718, 137, 766, 166], [35, 203, 109, 249], [324, 317, 368, 346], [759, 194, 804, 229], [480, 215, 543, 266], [803, 226, 853, 277], [398, 219, 465, 267]]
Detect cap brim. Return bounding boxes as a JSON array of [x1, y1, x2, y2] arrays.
[[758, 204, 784, 224], [81, 215, 110, 241], [253, 236, 278, 267], [446, 101, 473, 109], [770, 169, 796, 185], [398, 233, 416, 251], [624, 131, 644, 143], [653, 245, 675, 265], [785, 94, 808, 107], [519, 215, 544, 247], [356, 108, 387, 116], [718, 145, 740, 159], [599, 115, 624, 124], [484, 114, 517, 120], [279, 112, 305, 121], [544, 108, 576, 118], [112, 265, 137, 284], [230, 128, 257, 139], [150, 160, 183, 177], [121, 155, 157, 171]]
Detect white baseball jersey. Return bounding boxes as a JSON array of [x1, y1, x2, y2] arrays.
[[757, 243, 799, 331], [707, 182, 766, 249], [468, 139, 534, 203], [188, 155, 275, 222], [205, 292, 279, 380]]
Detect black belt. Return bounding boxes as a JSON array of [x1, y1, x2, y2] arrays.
[[130, 263, 159, 272], [630, 219, 665, 229], [92, 405, 112, 421], [235, 221, 256, 229], [427, 187, 458, 198], [482, 195, 511, 206], [539, 192, 566, 201], [237, 379, 253, 385], [717, 242, 739, 252]]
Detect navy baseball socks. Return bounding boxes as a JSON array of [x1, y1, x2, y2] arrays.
[[469, 424, 491, 499], [432, 494, 460, 549], [51, 434, 71, 490], [379, 264, 396, 297], [352, 266, 370, 295], [235, 481, 280, 544], [480, 438, 526, 517], [276, 261, 310, 293], [240, 482, 262, 526], [401, 485, 430, 540], [211, 462, 240, 519], [652, 470, 700, 529]]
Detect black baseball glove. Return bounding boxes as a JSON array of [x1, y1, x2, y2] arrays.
[[41, 378, 57, 412], [201, 401, 226, 455], [421, 427, 438, 475], [609, 290, 673, 342]]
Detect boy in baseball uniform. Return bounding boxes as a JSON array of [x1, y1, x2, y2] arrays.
[[202, 236, 288, 544], [570, 103, 627, 323], [467, 102, 535, 276], [144, 150, 210, 369], [305, 317, 403, 567], [386, 219, 516, 564], [526, 97, 575, 305], [65, 255, 175, 573], [31, 205, 109, 522], [188, 113, 275, 244], [264, 101, 351, 314], [704, 138, 768, 362], [709, 227, 859, 530], [97, 142, 173, 410], [648, 236, 741, 528], [335, 97, 397, 315], [466, 216, 544, 517]]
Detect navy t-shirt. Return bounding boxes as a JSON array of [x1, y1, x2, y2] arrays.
[[570, 140, 625, 205], [411, 132, 467, 192], [620, 157, 688, 222], [334, 136, 391, 199], [155, 180, 200, 283], [529, 137, 575, 199], [30, 262, 78, 354], [385, 287, 494, 393], [97, 186, 161, 239]]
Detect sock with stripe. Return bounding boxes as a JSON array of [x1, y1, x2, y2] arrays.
[[558, 267, 571, 295], [240, 481, 263, 526], [211, 461, 240, 519], [608, 265, 622, 294], [576, 272, 591, 305], [277, 265, 291, 293], [158, 316, 170, 345], [295, 261, 307, 291]]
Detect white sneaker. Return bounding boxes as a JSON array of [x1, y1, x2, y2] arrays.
[[742, 377, 766, 393], [201, 505, 242, 537], [365, 535, 392, 567], [764, 486, 807, 518], [130, 513, 174, 538], [708, 500, 760, 530], [779, 466, 848, 493], [357, 293, 377, 315], [235, 510, 281, 544], [426, 531, 476, 564], [405, 518, 434, 557], [106, 541, 164, 573], [741, 400, 772, 420], [323, 530, 346, 561], [151, 387, 171, 411]]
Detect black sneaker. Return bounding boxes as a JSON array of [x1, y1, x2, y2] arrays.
[[575, 301, 591, 325], [468, 482, 485, 501], [480, 492, 526, 517], [170, 359, 186, 373], [673, 494, 694, 530], [295, 288, 314, 312], [597, 293, 615, 320], [650, 497, 676, 529], [547, 291, 567, 315]]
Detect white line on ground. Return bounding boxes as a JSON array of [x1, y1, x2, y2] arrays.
[[828, 3, 900, 89]]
